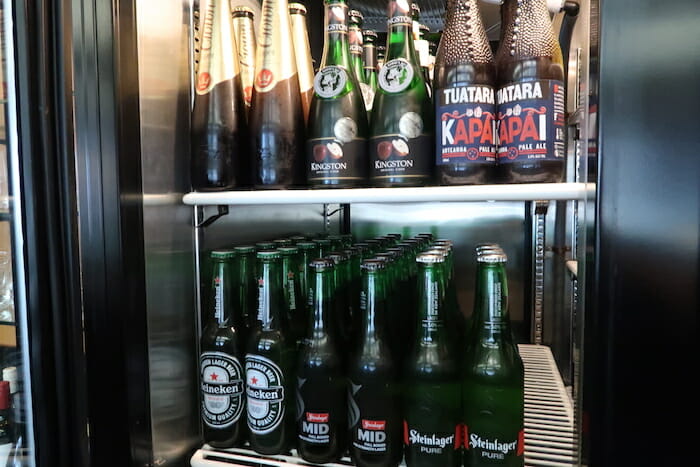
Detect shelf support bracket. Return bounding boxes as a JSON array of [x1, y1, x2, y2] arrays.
[[532, 200, 549, 345], [195, 205, 229, 228]]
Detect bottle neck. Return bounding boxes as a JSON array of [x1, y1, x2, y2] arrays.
[[416, 264, 448, 345], [258, 260, 284, 330], [348, 24, 366, 83], [386, 9, 421, 66], [212, 259, 232, 326], [472, 262, 513, 343], [308, 268, 334, 339], [320, 1, 353, 69], [498, 0, 559, 62], [359, 270, 385, 344], [281, 255, 298, 310]]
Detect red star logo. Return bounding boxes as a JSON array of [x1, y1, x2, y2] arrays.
[[287, 272, 294, 279], [258, 279, 264, 286], [250, 376, 258, 385], [214, 277, 221, 283], [210, 372, 219, 381]]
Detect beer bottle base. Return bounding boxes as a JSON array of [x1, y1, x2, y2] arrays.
[[437, 164, 497, 186]]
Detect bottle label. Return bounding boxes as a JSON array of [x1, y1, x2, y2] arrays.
[[404, 422, 461, 456], [370, 112, 431, 181], [308, 117, 365, 182], [245, 354, 286, 434], [466, 430, 524, 461], [200, 351, 245, 428], [436, 85, 497, 165], [378, 59, 415, 93], [348, 381, 399, 454], [313, 66, 348, 98], [196, 0, 239, 95], [326, 3, 348, 34], [361, 82, 375, 111], [496, 80, 565, 163], [233, 18, 256, 106], [296, 376, 344, 446], [254, 0, 296, 93]]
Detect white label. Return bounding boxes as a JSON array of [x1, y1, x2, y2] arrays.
[[200, 352, 244, 428], [313, 66, 348, 98], [378, 58, 414, 93], [195, 0, 239, 95], [254, 0, 297, 92], [245, 354, 286, 434]]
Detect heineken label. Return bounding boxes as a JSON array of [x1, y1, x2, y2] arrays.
[[200, 351, 244, 428], [370, 112, 431, 181], [378, 59, 414, 93], [308, 117, 365, 182], [196, 0, 239, 95], [254, 0, 296, 93], [314, 66, 348, 98], [245, 354, 286, 434]]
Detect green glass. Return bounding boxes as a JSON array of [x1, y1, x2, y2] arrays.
[[306, 0, 369, 187], [289, 235, 308, 244], [344, 247, 363, 347], [340, 232, 354, 248], [351, 242, 372, 259], [462, 253, 524, 466], [369, 0, 434, 187], [327, 234, 345, 252], [296, 241, 317, 306], [404, 253, 461, 467], [255, 241, 275, 251], [273, 238, 293, 248], [327, 251, 352, 358], [362, 29, 379, 94], [296, 259, 347, 463], [279, 247, 306, 349], [245, 250, 295, 455], [348, 9, 367, 86], [233, 245, 258, 351], [313, 238, 333, 258]]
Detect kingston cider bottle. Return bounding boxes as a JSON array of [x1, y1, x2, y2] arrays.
[[434, 0, 497, 185], [296, 259, 347, 464], [245, 250, 295, 454], [289, 2, 315, 125], [306, 0, 369, 188], [200, 250, 246, 448], [495, 0, 566, 183], [232, 6, 257, 116], [462, 250, 524, 466], [249, 0, 305, 188], [191, 0, 249, 190], [369, 0, 434, 187]]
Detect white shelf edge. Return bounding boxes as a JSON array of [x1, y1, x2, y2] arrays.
[[183, 183, 595, 206]]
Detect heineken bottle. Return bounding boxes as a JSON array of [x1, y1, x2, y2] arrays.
[[296, 259, 347, 464], [306, 0, 369, 187], [200, 250, 246, 448], [369, 0, 434, 187], [462, 251, 524, 466], [403, 253, 461, 466], [295, 241, 317, 306], [348, 259, 403, 467], [232, 245, 258, 352], [279, 246, 306, 350], [362, 29, 379, 113], [246, 250, 295, 455]]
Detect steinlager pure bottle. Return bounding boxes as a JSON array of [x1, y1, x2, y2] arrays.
[[200, 250, 246, 448], [249, 0, 305, 188], [296, 259, 347, 464], [434, 0, 497, 185], [191, 0, 249, 191], [462, 251, 524, 466], [348, 259, 402, 467], [246, 250, 295, 454], [495, 0, 566, 183], [232, 6, 257, 115], [403, 253, 461, 467], [369, 0, 434, 187], [306, 0, 369, 187], [289, 2, 315, 125]]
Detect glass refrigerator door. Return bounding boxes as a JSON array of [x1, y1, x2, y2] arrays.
[[0, 2, 34, 466]]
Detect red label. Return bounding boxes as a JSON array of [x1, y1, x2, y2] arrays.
[[197, 72, 211, 92], [362, 419, 386, 430], [517, 429, 525, 456], [256, 69, 274, 89], [403, 420, 409, 445], [462, 424, 469, 449], [244, 86, 253, 105], [306, 412, 329, 423], [454, 425, 462, 449]]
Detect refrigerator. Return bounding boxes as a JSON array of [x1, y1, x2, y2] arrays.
[[6, 0, 697, 466]]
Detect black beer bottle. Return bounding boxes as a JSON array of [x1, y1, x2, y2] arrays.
[[403, 253, 461, 467], [296, 259, 347, 464], [434, 0, 497, 185], [369, 0, 434, 187], [245, 250, 295, 454], [462, 251, 524, 466], [249, 0, 305, 188], [191, 0, 250, 191], [495, 0, 566, 183], [200, 250, 246, 448], [278, 246, 306, 350], [348, 259, 403, 467]]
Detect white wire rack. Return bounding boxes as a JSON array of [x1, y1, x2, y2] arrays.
[[190, 344, 577, 467]]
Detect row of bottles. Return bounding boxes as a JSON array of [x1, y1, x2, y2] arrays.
[[191, 0, 565, 191], [199, 232, 524, 466]]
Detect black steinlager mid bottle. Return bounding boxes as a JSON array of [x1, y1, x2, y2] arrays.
[[200, 250, 246, 448], [307, 0, 369, 187], [246, 250, 295, 454], [296, 259, 347, 464], [462, 251, 524, 466], [348, 259, 402, 467], [403, 253, 461, 467]]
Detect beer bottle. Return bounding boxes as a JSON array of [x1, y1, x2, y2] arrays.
[[232, 245, 257, 351], [403, 253, 461, 467], [273, 238, 293, 249], [348, 259, 403, 467], [327, 250, 353, 357], [191, 0, 249, 191], [313, 237, 333, 258], [249, 0, 305, 188], [200, 250, 246, 448], [495, 0, 566, 183], [279, 246, 306, 349], [255, 241, 275, 252], [462, 251, 524, 466], [306, 0, 369, 188], [289, 2, 315, 125], [295, 241, 317, 306], [434, 0, 497, 185], [369, 0, 434, 187], [246, 250, 295, 454], [232, 6, 257, 115], [344, 246, 363, 346], [362, 28, 379, 113], [296, 259, 347, 464]]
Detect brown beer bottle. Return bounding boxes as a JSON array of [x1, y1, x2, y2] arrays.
[[249, 0, 305, 188], [434, 0, 497, 185], [191, 0, 249, 191], [495, 0, 566, 183], [232, 6, 257, 116], [289, 2, 316, 125]]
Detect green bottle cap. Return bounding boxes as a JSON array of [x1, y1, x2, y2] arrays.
[[257, 250, 281, 260], [478, 252, 508, 263], [211, 249, 236, 260], [309, 258, 335, 270], [416, 253, 445, 264], [233, 245, 256, 254], [361, 259, 386, 271], [297, 241, 317, 250], [278, 246, 300, 255]]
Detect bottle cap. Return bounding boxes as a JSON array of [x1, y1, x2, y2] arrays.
[[364, 29, 378, 40], [233, 245, 256, 254], [361, 259, 386, 271], [349, 9, 364, 21], [416, 253, 445, 264], [0, 381, 9, 410], [2, 367, 17, 394], [255, 242, 275, 250], [313, 238, 332, 245], [278, 247, 300, 255], [210, 249, 236, 260], [478, 252, 508, 263], [309, 258, 335, 271], [289, 2, 307, 15], [327, 251, 349, 264], [232, 5, 255, 18], [289, 235, 307, 242], [296, 241, 317, 250], [273, 238, 293, 247], [256, 250, 281, 260]]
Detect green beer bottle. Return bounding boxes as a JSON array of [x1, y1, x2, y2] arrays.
[[403, 253, 461, 467], [296, 259, 347, 463], [232, 245, 258, 351], [462, 251, 524, 466], [327, 250, 352, 360], [200, 250, 246, 448], [369, 0, 434, 187], [313, 238, 333, 258], [307, 0, 369, 187], [278, 246, 306, 350], [362, 29, 379, 114], [245, 250, 295, 455], [296, 241, 317, 306], [348, 9, 367, 87]]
